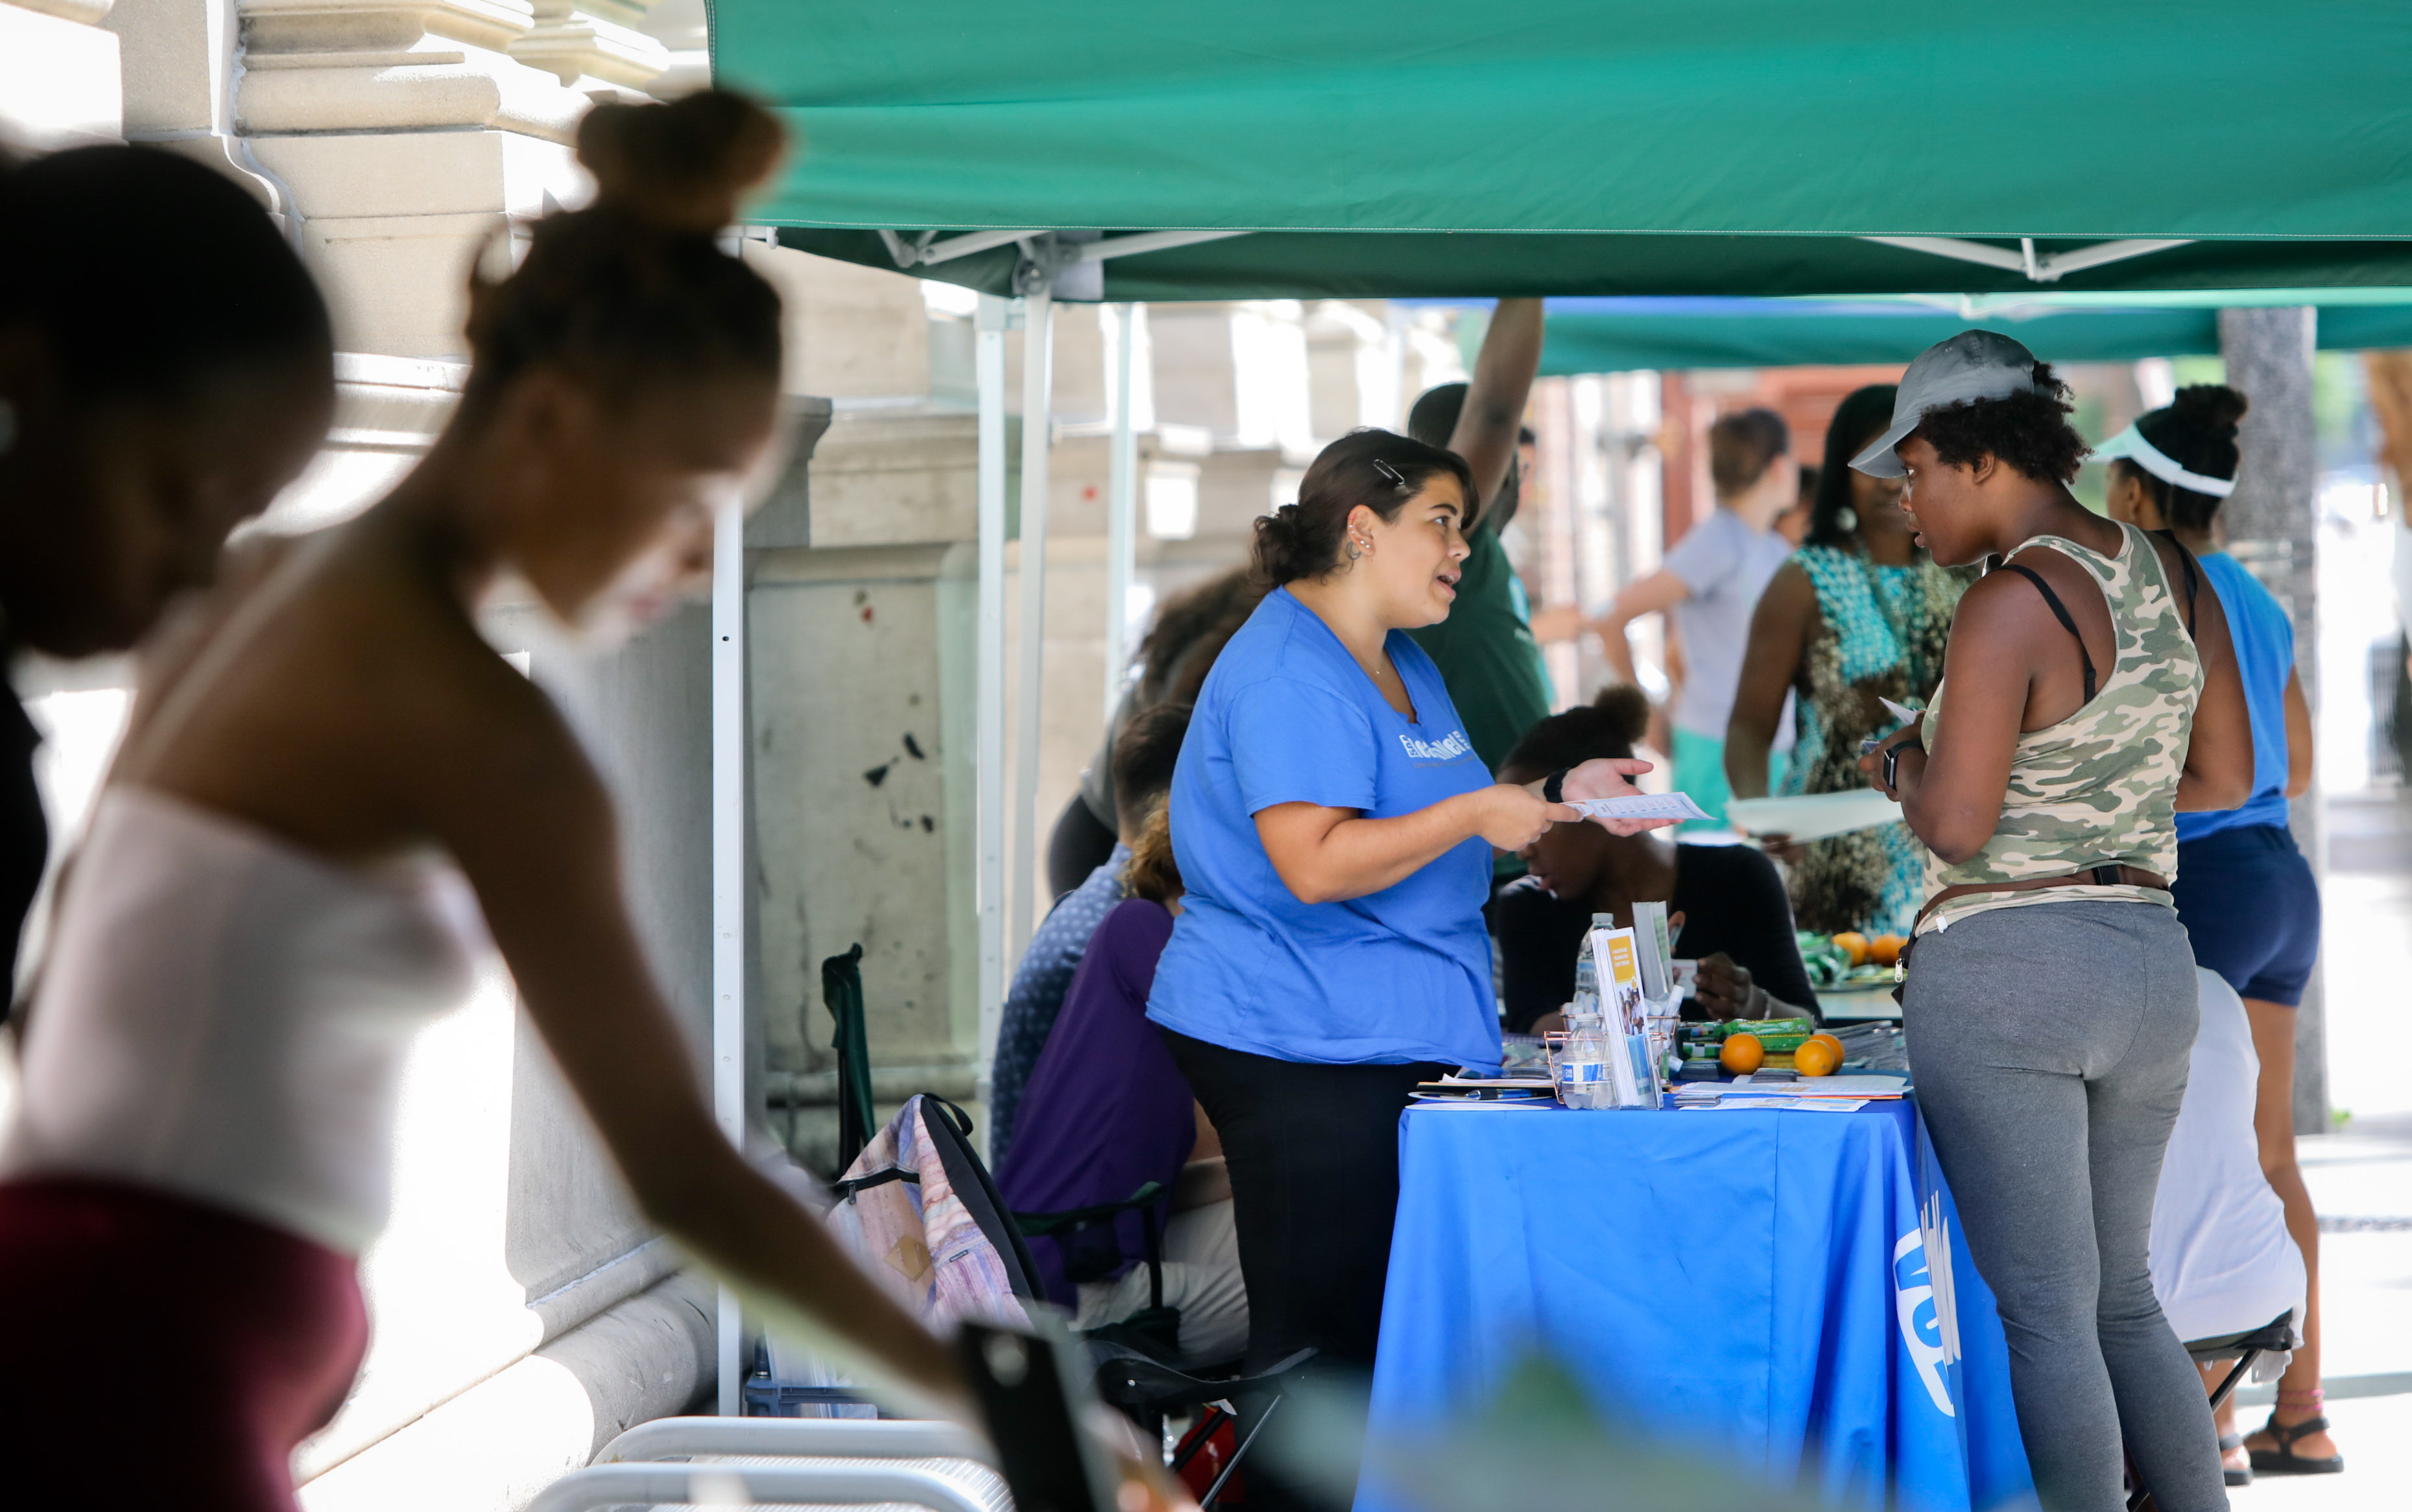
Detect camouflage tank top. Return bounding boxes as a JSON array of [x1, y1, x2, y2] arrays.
[[1916, 520, 2201, 934]]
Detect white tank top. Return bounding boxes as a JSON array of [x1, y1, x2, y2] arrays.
[[3, 787, 483, 1254]]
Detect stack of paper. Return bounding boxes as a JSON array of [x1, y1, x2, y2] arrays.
[[1721, 1073, 1909, 1100]]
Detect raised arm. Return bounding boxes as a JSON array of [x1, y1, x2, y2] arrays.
[[1725, 562, 1815, 801], [416, 667, 968, 1424], [1446, 298, 1543, 525]]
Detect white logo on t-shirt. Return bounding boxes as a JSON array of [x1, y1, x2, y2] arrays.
[[1397, 729, 1474, 763]]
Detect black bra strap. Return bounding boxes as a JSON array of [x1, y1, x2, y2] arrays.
[[2152, 528, 2201, 636], [2000, 561, 2097, 703]]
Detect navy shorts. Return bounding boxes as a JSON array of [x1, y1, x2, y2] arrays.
[[2170, 823, 2321, 1006]]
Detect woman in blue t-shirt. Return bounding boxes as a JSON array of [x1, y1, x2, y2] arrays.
[[1147, 429, 1664, 1498], [2101, 386, 2337, 1482]]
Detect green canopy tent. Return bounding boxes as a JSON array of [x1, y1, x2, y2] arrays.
[[714, 2, 2412, 301], [1516, 296, 2412, 375], [700, 12, 2410, 1404]]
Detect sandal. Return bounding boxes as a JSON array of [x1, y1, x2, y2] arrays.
[[2217, 1432, 2251, 1487], [2247, 1413, 2344, 1475]]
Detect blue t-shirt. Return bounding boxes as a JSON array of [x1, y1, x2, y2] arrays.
[[2177, 551, 2295, 841], [1147, 588, 1500, 1070]]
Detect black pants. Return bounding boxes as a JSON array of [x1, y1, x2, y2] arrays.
[[1162, 1032, 1442, 1509]]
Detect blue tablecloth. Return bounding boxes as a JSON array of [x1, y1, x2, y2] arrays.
[[1358, 1098, 2036, 1512]]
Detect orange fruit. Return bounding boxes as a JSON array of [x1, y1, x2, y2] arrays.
[[1720, 1033, 1765, 1075], [1795, 1033, 1844, 1077], [1869, 934, 1907, 967], [1831, 932, 1870, 967]]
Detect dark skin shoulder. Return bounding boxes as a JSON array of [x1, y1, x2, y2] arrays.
[[1870, 521, 2251, 864], [1725, 560, 1818, 801]]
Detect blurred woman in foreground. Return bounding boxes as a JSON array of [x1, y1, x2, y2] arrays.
[[0, 145, 335, 991], [0, 95, 978, 1508]]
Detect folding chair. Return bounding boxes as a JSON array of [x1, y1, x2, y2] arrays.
[[2125, 1310, 2297, 1512]]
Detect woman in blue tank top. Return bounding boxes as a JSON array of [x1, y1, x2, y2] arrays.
[[2101, 386, 2338, 1482]]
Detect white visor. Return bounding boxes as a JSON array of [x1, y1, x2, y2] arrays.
[[2090, 424, 2236, 498]]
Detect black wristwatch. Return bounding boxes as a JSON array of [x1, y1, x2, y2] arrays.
[[1882, 736, 1915, 792], [1543, 768, 1570, 803]]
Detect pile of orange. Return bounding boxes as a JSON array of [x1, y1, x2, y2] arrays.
[[1794, 1032, 1845, 1077], [1830, 932, 1907, 968]]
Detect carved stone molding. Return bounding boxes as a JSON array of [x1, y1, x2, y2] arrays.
[[4, 0, 116, 26], [235, 0, 591, 141], [510, 0, 667, 91]]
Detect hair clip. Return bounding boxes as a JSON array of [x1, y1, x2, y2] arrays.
[[1372, 458, 1409, 490]]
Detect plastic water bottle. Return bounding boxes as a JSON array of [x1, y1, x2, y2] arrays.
[[1560, 934, 1614, 1109], [1562, 1013, 1614, 1109]]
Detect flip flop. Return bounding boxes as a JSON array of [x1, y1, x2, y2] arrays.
[[2217, 1432, 2251, 1487], [2247, 1413, 2344, 1476]]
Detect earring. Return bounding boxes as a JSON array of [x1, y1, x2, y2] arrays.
[[1835, 505, 1857, 533], [0, 399, 16, 456]]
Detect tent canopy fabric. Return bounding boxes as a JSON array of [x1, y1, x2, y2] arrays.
[[711, 2, 2412, 300], [1523, 298, 2412, 375]]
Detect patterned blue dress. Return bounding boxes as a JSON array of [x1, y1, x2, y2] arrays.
[[1779, 545, 1968, 936]]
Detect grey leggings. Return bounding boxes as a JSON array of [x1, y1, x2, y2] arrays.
[[1904, 901, 2226, 1512]]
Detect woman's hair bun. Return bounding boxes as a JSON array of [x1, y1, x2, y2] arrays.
[[1589, 683, 1653, 750], [2168, 383, 2248, 439], [577, 90, 787, 234]]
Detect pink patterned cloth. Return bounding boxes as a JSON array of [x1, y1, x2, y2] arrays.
[[827, 1094, 1029, 1330]]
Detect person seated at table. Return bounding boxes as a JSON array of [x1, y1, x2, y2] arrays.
[[995, 792, 1247, 1367], [2149, 967, 2308, 1489], [990, 702, 1190, 1164], [1493, 686, 1821, 1032]]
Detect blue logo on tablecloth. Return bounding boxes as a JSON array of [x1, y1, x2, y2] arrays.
[[1894, 1191, 1964, 1417]]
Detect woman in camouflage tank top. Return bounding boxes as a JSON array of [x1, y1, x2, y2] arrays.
[[1853, 333, 2253, 1512]]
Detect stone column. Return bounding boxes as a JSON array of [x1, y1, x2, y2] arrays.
[[2218, 305, 2328, 1137], [0, 0, 123, 148], [233, 0, 665, 357]]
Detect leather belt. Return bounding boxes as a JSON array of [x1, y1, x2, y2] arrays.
[[1913, 862, 2169, 931]]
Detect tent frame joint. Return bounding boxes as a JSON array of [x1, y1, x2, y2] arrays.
[[1860, 234, 2195, 284]]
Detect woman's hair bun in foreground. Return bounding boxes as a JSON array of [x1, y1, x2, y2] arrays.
[[462, 91, 787, 417], [577, 90, 786, 234]]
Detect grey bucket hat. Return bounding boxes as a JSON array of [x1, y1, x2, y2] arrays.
[[1850, 329, 2045, 477]]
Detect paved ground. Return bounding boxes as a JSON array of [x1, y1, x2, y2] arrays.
[[2225, 789, 2412, 1510]]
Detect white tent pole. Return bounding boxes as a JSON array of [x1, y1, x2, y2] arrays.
[[974, 296, 1010, 1102], [1103, 303, 1138, 718], [709, 493, 745, 1414], [1010, 282, 1057, 960]]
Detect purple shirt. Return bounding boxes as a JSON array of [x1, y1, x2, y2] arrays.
[[994, 899, 1195, 1308]]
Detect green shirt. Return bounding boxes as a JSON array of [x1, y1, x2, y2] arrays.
[[1405, 518, 1554, 778]]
